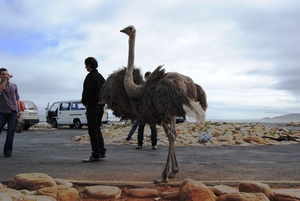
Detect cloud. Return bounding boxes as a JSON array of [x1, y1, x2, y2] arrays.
[[0, 0, 299, 120]]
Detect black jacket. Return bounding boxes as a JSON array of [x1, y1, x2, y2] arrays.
[[81, 69, 105, 106]]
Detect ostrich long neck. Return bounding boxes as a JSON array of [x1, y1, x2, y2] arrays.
[[124, 32, 142, 98]]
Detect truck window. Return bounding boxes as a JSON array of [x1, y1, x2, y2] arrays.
[[60, 102, 70, 111]]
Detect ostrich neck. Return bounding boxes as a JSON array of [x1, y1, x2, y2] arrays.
[[124, 33, 142, 98]]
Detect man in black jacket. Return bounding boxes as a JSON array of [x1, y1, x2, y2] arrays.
[[81, 57, 106, 162]]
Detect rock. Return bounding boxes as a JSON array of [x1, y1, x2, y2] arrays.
[[7, 173, 56, 191], [178, 179, 215, 201], [212, 184, 239, 196], [216, 192, 269, 201], [83, 185, 121, 199], [0, 188, 23, 200], [0, 192, 12, 201], [36, 185, 78, 201], [17, 195, 56, 201], [0, 184, 3, 189], [269, 188, 300, 201], [199, 131, 212, 143], [238, 181, 272, 197], [126, 188, 159, 198], [53, 179, 73, 187], [160, 190, 179, 200]]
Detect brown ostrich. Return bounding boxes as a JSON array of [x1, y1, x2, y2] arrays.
[[101, 25, 207, 183]]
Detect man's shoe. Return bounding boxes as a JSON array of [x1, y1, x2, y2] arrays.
[[83, 156, 100, 162], [100, 154, 106, 158], [152, 145, 157, 150], [136, 145, 142, 149], [126, 139, 134, 144]]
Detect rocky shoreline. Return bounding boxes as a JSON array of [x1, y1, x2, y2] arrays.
[[70, 121, 300, 147]]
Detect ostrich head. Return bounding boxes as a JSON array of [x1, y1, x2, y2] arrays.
[[120, 25, 136, 36]]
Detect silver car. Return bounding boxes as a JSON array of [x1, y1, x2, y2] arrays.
[[4, 100, 39, 130]]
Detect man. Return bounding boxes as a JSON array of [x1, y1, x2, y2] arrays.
[[135, 71, 158, 150], [81, 57, 106, 162], [0, 68, 21, 157]]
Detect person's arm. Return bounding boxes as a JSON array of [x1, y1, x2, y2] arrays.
[[17, 100, 22, 117]]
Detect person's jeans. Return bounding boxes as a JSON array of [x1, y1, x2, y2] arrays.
[[0, 111, 17, 157], [126, 121, 139, 140], [137, 124, 157, 146], [86, 105, 106, 158]]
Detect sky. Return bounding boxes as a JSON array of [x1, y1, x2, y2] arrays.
[[0, 0, 299, 120]]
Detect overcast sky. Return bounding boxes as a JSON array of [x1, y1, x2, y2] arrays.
[[0, 0, 299, 120]]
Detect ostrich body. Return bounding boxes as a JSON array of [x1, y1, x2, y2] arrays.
[[101, 25, 206, 183]]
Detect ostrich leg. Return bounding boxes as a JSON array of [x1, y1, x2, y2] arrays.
[[154, 117, 179, 183], [162, 122, 179, 178]]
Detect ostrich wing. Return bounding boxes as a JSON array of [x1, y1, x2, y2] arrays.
[[100, 67, 144, 120], [135, 66, 191, 125]]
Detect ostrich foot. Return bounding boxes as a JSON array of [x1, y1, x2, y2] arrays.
[[153, 176, 169, 184], [168, 170, 178, 178]]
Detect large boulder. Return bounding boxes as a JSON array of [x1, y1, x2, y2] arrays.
[[7, 173, 56, 191], [239, 181, 272, 197], [36, 185, 78, 201], [0, 188, 23, 200], [178, 179, 215, 201], [217, 192, 269, 201], [83, 185, 121, 199]]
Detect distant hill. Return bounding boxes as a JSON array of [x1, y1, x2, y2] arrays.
[[261, 113, 300, 122]]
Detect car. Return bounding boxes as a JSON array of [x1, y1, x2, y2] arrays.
[[176, 116, 186, 124], [45, 100, 109, 129], [21, 100, 40, 130], [3, 100, 39, 131]]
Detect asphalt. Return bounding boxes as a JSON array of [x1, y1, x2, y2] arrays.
[[0, 126, 300, 186]]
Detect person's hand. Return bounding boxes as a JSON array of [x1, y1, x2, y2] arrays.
[[2, 75, 10, 83]]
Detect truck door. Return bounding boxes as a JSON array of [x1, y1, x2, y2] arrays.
[[57, 102, 71, 124]]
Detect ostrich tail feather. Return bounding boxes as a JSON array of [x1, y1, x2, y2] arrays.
[[183, 101, 206, 127]]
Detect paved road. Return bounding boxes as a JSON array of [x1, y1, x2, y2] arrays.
[[0, 126, 299, 185]]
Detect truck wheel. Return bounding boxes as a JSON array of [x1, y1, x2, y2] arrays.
[[51, 119, 58, 128], [74, 119, 82, 129]]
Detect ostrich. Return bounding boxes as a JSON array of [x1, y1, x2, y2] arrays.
[[101, 25, 206, 183]]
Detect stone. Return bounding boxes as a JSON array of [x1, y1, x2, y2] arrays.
[[0, 184, 3, 189], [216, 192, 269, 201], [36, 185, 78, 201], [178, 179, 215, 201], [53, 179, 73, 187], [83, 185, 121, 199], [269, 188, 300, 201], [212, 184, 239, 196], [17, 195, 57, 201], [238, 181, 272, 197], [160, 190, 179, 200], [7, 173, 56, 191], [0, 188, 23, 200], [126, 188, 159, 198], [0, 192, 12, 201]]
